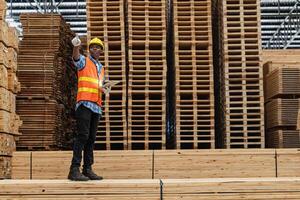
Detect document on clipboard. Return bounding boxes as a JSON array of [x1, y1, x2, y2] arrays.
[[102, 80, 121, 89]]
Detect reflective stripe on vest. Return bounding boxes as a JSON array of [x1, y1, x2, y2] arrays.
[[77, 57, 105, 106]]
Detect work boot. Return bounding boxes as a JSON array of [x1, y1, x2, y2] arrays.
[[68, 167, 89, 181], [82, 167, 103, 180]]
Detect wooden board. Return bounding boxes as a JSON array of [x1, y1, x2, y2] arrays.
[[11, 151, 31, 179], [0, 133, 15, 156], [163, 178, 300, 200], [0, 156, 11, 179], [12, 149, 279, 180], [13, 150, 153, 179], [276, 149, 300, 177], [154, 149, 276, 179], [0, 179, 160, 199]]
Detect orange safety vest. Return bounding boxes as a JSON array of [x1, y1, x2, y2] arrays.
[[77, 57, 105, 106]]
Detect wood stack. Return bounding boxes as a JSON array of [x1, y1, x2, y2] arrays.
[[264, 60, 300, 148], [173, 0, 215, 149], [16, 13, 77, 150], [220, 0, 264, 148], [12, 149, 278, 179], [86, 0, 127, 150], [127, 0, 167, 150], [0, 0, 21, 179]]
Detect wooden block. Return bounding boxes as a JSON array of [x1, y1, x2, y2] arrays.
[[7, 70, 20, 94], [7, 27, 19, 50], [0, 42, 9, 67], [154, 149, 276, 178], [163, 178, 300, 200], [0, 179, 160, 199], [0, 64, 7, 89], [276, 149, 300, 177], [0, 110, 10, 133], [0, 87, 9, 111], [0, 21, 8, 45], [0, 133, 15, 156], [7, 47, 17, 72], [0, 156, 11, 179], [11, 151, 31, 179]]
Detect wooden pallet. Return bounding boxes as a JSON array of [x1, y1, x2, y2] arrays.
[[221, 0, 264, 148], [174, 0, 215, 149], [87, 0, 127, 150]]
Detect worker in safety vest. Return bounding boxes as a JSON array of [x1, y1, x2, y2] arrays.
[[68, 35, 109, 181]]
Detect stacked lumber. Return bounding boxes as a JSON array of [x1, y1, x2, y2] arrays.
[[2, 178, 300, 199], [163, 178, 300, 199], [87, 0, 127, 150], [220, 0, 264, 148], [264, 61, 300, 148], [12, 149, 277, 179], [0, 0, 21, 179], [174, 0, 215, 149], [16, 13, 77, 150], [127, 0, 167, 150]]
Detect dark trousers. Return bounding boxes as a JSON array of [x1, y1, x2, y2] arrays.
[[71, 105, 101, 169]]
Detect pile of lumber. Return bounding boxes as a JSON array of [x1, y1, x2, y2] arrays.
[[0, 0, 21, 179], [12, 149, 300, 179], [16, 13, 77, 150], [2, 178, 300, 199], [263, 54, 300, 148]]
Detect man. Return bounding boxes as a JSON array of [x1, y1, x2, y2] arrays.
[[68, 35, 108, 181]]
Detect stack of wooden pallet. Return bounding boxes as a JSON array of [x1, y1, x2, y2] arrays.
[[220, 0, 264, 148], [0, 0, 21, 179], [173, 0, 215, 149], [16, 13, 76, 150], [264, 60, 300, 148], [127, 0, 167, 150], [87, 0, 127, 150]]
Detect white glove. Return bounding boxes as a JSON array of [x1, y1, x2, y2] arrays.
[[72, 34, 81, 47]]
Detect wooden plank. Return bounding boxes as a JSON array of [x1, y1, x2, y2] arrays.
[[0, 179, 160, 199], [154, 149, 276, 179], [163, 178, 300, 200], [11, 151, 31, 179], [0, 156, 11, 179], [28, 151, 152, 179], [276, 149, 300, 177]]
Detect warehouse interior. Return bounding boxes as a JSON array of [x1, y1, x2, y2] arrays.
[[1, 0, 300, 199]]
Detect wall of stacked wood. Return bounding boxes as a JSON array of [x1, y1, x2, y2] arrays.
[[86, 0, 127, 150], [219, 0, 265, 148], [263, 50, 300, 148], [0, 0, 21, 179], [16, 14, 77, 150], [87, 0, 167, 150], [85, 0, 266, 149]]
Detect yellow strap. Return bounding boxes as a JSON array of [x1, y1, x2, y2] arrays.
[[79, 77, 98, 84], [78, 87, 98, 94]]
